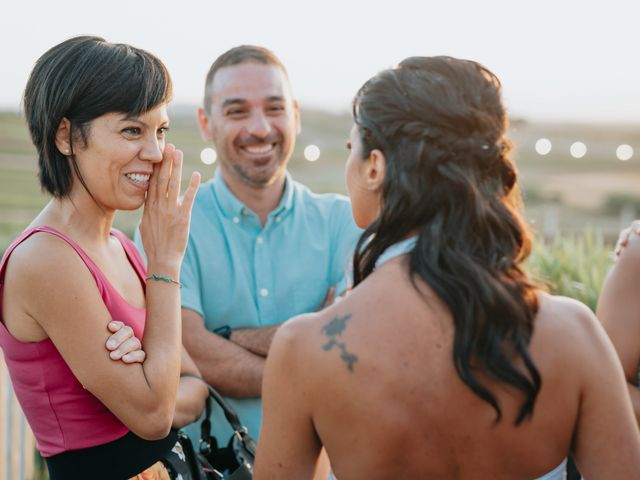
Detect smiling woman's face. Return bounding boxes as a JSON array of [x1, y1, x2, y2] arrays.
[[70, 104, 169, 211]]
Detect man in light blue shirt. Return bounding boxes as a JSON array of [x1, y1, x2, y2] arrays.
[[177, 45, 361, 446]]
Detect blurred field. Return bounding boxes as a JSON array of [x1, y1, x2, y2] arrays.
[[2, 107, 640, 252]]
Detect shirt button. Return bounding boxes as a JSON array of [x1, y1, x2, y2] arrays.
[[259, 288, 269, 297], [256, 236, 264, 245], [275, 216, 282, 223], [232, 216, 240, 224]]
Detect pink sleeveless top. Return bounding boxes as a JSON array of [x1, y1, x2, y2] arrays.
[[0, 226, 147, 457]]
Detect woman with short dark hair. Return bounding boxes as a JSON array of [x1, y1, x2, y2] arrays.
[[254, 56, 640, 479], [0, 36, 205, 479]]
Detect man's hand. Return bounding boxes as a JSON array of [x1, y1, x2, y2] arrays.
[[615, 220, 640, 257], [106, 321, 146, 364]]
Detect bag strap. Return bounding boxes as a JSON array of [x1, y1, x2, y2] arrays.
[[180, 372, 256, 459], [181, 373, 244, 431]]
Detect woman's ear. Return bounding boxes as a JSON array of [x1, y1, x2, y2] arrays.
[[54, 117, 73, 155], [366, 149, 386, 192]]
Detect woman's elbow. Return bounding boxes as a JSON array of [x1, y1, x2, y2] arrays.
[[172, 383, 208, 429], [129, 404, 175, 440]]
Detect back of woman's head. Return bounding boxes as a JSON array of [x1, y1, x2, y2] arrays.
[[353, 56, 540, 425], [23, 35, 173, 197]]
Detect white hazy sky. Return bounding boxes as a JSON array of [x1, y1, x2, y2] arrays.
[[2, 0, 640, 124]]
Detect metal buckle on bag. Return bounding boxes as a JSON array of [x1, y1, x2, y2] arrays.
[[199, 437, 213, 455]]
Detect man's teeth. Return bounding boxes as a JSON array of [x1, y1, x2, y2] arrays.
[[126, 173, 150, 184], [244, 144, 274, 154]]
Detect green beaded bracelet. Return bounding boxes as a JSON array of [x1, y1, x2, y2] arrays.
[[145, 273, 181, 287]]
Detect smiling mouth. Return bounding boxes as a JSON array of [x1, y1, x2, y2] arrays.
[[241, 143, 276, 155], [125, 173, 151, 185]]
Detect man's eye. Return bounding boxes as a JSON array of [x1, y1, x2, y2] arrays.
[[227, 109, 246, 116], [267, 105, 285, 113]]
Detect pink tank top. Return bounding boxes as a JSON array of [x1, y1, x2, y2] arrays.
[[0, 226, 147, 457]]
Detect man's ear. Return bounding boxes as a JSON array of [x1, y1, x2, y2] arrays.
[[293, 99, 301, 135], [196, 107, 213, 142], [54, 117, 73, 155], [366, 149, 386, 192]]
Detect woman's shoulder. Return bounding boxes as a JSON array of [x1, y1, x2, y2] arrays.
[[536, 292, 598, 334], [6, 228, 84, 277], [534, 292, 611, 362], [4, 229, 98, 307]]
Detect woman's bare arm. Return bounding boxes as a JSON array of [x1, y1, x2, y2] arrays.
[[173, 348, 209, 429], [597, 232, 640, 424], [571, 300, 640, 478], [3, 147, 199, 440], [254, 315, 330, 480]]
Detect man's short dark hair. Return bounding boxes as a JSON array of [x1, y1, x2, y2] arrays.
[[203, 45, 289, 113], [23, 35, 172, 197]]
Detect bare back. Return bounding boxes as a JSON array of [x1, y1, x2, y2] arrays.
[[257, 256, 640, 479]]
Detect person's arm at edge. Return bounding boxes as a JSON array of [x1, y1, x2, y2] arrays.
[[572, 300, 640, 477], [254, 314, 330, 480], [182, 307, 265, 397], [596, 232, 640, 425]]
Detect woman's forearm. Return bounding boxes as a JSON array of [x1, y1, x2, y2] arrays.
[[172, 377, 208, 429]]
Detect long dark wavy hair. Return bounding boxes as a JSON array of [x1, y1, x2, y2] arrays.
[[352, 56, 540, 425]]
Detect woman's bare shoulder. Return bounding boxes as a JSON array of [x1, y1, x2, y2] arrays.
[[4, 231, 97, 311], [537, 292, 599, 333], [535, 292, 611, 359]]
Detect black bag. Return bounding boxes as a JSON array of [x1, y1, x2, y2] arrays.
[[162, 431, 223, 480], [163, 377, 256, 480], [198, 385, 257, 480]]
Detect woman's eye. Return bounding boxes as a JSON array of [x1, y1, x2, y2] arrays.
[[123, 127, 141, 135], [158, 127, 169, 136]]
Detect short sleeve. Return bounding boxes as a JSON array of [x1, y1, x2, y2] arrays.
[[179, 236, 204, 319]]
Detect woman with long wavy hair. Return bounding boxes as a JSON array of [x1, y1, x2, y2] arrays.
[[253, 56, 640, 479]]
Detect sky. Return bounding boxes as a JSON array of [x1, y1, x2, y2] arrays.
[[2, 0, 640, 124]]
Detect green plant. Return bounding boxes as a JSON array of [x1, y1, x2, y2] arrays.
[[526, 229, 613, 311]]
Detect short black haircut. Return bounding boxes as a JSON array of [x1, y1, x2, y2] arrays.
[[23, 35, 173, 197]]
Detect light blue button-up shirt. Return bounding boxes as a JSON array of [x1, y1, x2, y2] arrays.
[[171, 169, 360, 445]]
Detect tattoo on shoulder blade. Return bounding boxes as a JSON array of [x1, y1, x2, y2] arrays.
[[321, 314, 358, 372]]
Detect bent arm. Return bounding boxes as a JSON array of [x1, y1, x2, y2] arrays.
[[173, 347, 209, 428], [254, 317, 329, 480], [596, 233, 640, 425], [6, 239, 182, 440], [182, 308, 265, 397], [572, 304, 640, 477], [230, 325, 279, 357]]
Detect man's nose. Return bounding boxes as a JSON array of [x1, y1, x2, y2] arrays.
[[246, 111, 272, 139]]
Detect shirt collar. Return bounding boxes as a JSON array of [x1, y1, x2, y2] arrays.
[[212, 168, 295, 220]]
